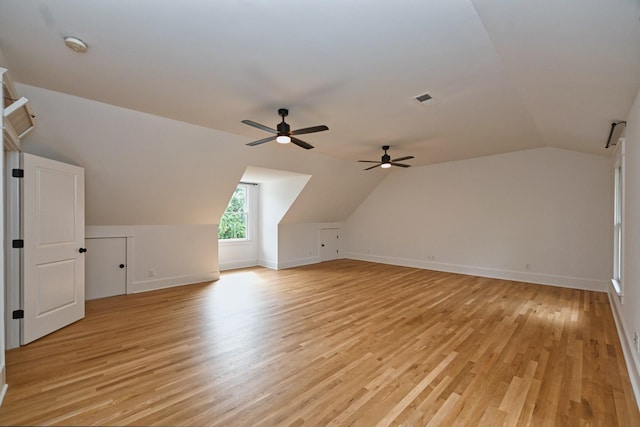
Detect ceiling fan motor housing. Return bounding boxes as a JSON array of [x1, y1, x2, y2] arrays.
[[277, 121, 290, 135], [382, 153, 391, 163]]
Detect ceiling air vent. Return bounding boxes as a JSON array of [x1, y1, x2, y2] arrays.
[[413, 92, 435, 105]]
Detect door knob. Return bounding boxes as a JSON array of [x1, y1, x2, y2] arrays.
[[119, 264, 125, 269], [79, 248, 87, 253]]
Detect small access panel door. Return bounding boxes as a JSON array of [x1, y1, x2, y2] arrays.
[[320, 228, 340, 262], [85, 237, 127, 300], [21, 153, 85, 345]]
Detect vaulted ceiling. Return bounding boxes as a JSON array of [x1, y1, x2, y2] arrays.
[[1, 0, 639, 167]]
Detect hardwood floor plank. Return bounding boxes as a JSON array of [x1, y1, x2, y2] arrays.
[[0, 260, 637, 426], [375, 352, 458, 427]]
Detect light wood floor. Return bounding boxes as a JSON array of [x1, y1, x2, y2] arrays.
[[1, 260, 638, 426]]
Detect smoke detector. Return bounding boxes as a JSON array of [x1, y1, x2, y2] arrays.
[[64, 36, 88, 53]]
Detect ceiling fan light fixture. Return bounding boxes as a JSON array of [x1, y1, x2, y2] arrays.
[[358, 145, 414, 171], [276, 135, 291, 144]]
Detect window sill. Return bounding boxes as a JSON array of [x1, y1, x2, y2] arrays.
[[611, 278, 623, 297], [218, 239, 253, 246]]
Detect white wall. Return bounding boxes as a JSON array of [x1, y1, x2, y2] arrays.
[[17, 85, 247, 225], [278, 223, 322, 269], [278, 222, 343, 269], [129, 225, 219, 293], [87, 224, 218, 293], [218, 239, 258, 271], [280, 155, 385, 224], [344, 147, 611, 291], [13, 83, 383, 276], [609, 87, 640, 401], [259, 174, 310, 269]]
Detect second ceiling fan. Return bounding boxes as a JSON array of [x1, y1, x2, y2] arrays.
[[358, 145, 414, 170], [242, 108, 328, 150]]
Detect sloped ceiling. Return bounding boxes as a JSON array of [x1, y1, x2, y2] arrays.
[[1, 0, 638, 166], [15, 84, 383, 225]]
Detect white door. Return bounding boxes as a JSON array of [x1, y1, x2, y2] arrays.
[[320, 228, 340, 262], [22, 153, 85, 345], [86, 237, 127, 300]]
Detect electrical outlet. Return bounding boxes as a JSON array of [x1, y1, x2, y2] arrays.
[[525, 263, 531, 271], [427, 255, 435, 261], [635, 332, 640, 353], [148, 269, 156, 278]]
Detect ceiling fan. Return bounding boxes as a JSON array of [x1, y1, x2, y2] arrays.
[[358, 145, 414, 170], [242, 108, 329, 150]]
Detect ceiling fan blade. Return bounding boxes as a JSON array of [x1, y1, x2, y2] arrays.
[[358, 160, 381, 163], [290, 125, 329, 136], [241, 120, 277, 134], [390, 162, 411, 168], [391, 156, 414, 163], [364, 164, 381, 171], [291, 137, 314, 150], [246, 136, 276, 146]]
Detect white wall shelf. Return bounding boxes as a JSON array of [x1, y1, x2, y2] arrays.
[[1, 68, 36, 152]]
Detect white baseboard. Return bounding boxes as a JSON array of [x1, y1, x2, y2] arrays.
[[278, 256, 321, 270], [259, 258, 278, 270], [219, 259, 259, 271], [221, 256, 321, 271], [0, 383, 6, 408], [130, 271, 220, 294], [607, 284, 640, 409], [342, 252, 607, 292], [0, 364, 6, 407]]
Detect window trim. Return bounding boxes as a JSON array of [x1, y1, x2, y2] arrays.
[[612, 139, 625, 297], [218, 184, 250, 242]]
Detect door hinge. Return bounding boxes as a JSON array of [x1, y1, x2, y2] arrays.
[[12, 309, 24, 319], [12, 168, 24, 178], [12, 239, 24, 249]]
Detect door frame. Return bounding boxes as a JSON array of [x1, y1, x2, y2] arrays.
[[85, 237, 128, 300], [85, 226, 135, 295], [319, 226, 341, 262], [5, 151, 20, 350]]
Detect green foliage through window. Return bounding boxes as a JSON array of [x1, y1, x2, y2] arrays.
[[219, 186, 248, 240]]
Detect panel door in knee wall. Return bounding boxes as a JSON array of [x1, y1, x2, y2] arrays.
[[85, 237, 127, 300], [320, 228, 340, 262]]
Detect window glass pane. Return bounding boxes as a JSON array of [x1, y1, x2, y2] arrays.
[[612, 164, 623, 291], [219, 185, 248, 240], [614, 167, 621, 222], [616, 227, 622, 277]]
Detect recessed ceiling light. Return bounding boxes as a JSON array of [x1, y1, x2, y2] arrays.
[[64, 36, 88, 53]]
